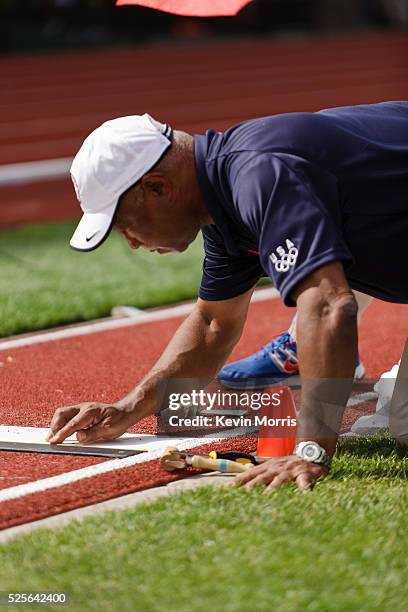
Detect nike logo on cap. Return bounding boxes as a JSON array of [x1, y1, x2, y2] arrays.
[[86, 230, 100, 242]]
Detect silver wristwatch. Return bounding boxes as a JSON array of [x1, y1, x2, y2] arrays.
[[295, 441, 332, 467]]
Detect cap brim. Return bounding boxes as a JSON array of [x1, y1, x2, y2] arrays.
[[69, 203, 117, 252]]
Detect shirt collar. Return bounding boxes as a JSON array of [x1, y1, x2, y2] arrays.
[[194, 133, 241, 257]]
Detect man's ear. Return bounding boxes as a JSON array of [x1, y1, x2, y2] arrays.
[[141, 173, 169, 197]]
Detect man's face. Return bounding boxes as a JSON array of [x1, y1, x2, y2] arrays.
[[114, 177, 199, 254]]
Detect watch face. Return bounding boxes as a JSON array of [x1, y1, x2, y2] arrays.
[[303, 443, 320, 462]]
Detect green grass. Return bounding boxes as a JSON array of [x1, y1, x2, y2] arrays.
[[0, 220, 206, 337], [0, 220, 270, 338], [1, 436, 407, 612]]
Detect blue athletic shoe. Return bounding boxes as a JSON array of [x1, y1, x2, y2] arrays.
[[218, 331, 300, 389], [218, 331, 365, 389]]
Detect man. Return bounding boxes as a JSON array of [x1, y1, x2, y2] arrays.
[[217, 291, 371, 389], [47, 102, 408, 491]]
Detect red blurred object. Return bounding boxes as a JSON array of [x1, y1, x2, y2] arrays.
[[115, 0, 253, 17], [256, 387, 297, 457]]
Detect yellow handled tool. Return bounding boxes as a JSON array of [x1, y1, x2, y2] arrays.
[[160, 446, 253, 473], [190, 455, 251, 473]]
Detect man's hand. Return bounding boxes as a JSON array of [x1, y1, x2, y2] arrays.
[[46, 402, 137, 444], [46, 291, 255, 446], [234, 456, 329, 492]]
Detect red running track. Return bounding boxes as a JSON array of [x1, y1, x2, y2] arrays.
[[0, 296, 407, 529], [1, 32, 407, 529], [1, 32, 407, 227]]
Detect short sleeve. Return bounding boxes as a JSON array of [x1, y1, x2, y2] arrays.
[[199, 225, 263, 301], [234, 153, 354, 306]]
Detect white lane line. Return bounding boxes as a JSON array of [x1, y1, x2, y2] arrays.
[[347, 392, 378, 407], [0, 390, 376, 504], [0, 288, 276, 504], [0, 473, 232, 543], [0, 158, 72, 187], [0, 428, 251, 503], [0, 287, 279, 351]]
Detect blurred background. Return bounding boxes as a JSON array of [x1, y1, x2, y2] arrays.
[[1, 1, 408, 52], [0, 1, 407, 337]]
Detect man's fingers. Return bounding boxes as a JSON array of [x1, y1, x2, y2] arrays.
[[243, 472, 277, 490], [295, 472, 314, 492], [235, 458, 329, 494], [48, 410, 99, 444], [264, 472, 291, 492], [77, 409, 132, 443], [234, 465, 263, 486], [243, 474, 268, 490], [77, 421, 120, 443], [46, 407, 80, 442], [47, 403, 130, 445]]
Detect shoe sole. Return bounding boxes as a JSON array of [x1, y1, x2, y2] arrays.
[[219, 364, 366, 390], [218, 375, 301, 390]]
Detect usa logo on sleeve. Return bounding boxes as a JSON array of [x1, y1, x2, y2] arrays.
[[270, 239, 298, 272]]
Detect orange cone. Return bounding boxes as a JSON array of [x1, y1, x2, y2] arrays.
[[256, 386, 297, 457]]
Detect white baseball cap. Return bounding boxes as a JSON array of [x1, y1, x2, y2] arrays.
[[69, 114, 173, 251]]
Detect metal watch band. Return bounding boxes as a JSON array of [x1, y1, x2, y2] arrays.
[[295, 441, 332, 467]]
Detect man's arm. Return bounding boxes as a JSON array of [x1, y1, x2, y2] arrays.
[[117, 288, 254, 413], [293, 260, 358, 456], [47, 288, 254, 443], [236, 261, 358, 491]]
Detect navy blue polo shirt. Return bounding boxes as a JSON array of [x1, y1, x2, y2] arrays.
[[194, 101, 408, 306]]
